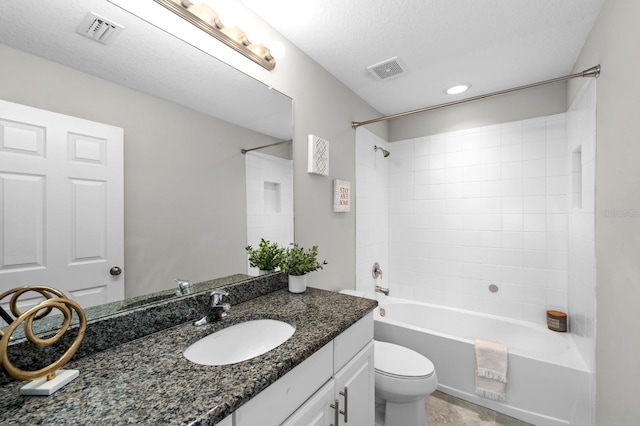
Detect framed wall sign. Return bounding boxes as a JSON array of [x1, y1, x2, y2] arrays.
[[334, 179, 350, 212]]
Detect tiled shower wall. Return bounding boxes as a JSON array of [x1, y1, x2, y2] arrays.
[[356, 84, 595, 330], [245, 152, 294, 275], [387, 114, 570, 323]]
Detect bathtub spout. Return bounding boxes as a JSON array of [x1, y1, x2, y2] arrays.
[[375, 285, 389, 296]]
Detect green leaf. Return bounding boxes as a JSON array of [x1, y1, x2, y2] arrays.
[[245, 238, 284, 271], [279, 243, 328, 276]]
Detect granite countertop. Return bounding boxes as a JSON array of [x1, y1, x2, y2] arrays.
[[5, 274, 253, 341], [0, 287, 377, 425]]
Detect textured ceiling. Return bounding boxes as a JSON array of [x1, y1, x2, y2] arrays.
[[0, 1, 292, 140], [0, 1, 604, 130], [241, 0, 604, 116]]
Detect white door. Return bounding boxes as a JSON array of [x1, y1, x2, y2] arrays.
[[0, 100, 124, 316]]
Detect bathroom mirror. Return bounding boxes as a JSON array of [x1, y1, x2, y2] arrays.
[[0, 0, 293, 329]]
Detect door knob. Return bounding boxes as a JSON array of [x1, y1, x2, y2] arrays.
[[110, 266, 123, 276]]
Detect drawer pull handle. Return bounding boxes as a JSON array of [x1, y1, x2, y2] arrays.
[[330, 399, 340, 426], [339, 386, 349, 422]]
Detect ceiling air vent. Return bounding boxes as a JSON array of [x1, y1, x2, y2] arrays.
[[367, 57, 407, 81], [77, 12, 123, 45]]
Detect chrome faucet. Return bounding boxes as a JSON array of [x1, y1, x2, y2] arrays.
[[375, 285, 390, 296], [175, 278, 192, 296], [194, 290, 230, 326]]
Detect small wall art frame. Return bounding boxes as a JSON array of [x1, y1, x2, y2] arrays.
[[307, 134, 329, 176], [333, 179, 351, 212]]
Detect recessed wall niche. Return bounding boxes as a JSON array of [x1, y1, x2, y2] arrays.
[[264, 181, 281, 213], [572, 147, 582, 209]]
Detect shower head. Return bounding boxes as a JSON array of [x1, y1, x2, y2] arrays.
[[374, 145, 390, 157]]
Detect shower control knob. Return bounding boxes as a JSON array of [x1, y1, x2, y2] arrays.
[[372, 262, 383, 279], [110, 266, 123, 276]]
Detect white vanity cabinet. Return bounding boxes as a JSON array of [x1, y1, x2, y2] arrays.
[[280, 381, 336, 426], [217, 416, 233, 426], [332, 341, 375, 426], [282, 342, 374, 426], [233, 312, 374, 426]]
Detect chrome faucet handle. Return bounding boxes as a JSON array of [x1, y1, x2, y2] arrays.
[[372, 262, 383, 279], [193, 291, 230, 326], [210, 290, 229, 306], [175, 278, 192, 296]]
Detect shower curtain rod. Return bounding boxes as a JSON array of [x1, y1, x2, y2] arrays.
[[241, 139, 292, 154], [351, 64, 601, 129]]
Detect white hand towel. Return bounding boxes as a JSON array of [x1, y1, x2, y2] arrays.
[[474, 339, 508, 402]]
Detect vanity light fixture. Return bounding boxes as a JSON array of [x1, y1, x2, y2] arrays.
[[153, 0, 276, 71], [445, 83, 471, 95]]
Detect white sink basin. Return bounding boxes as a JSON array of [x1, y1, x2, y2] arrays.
[[184, 319, 295, 366]]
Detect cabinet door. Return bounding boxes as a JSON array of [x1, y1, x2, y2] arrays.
[[217, 415, 233, 426], [333, 341, 375, 426], [235, 343, 333, 426], [281, 380, 335, 426]]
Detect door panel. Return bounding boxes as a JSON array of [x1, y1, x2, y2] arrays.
[[334, 342, 375, 426], [68, 133, 106, 165], [0, 119, 45, 157], [280, 380, 335, 426], [0, 172, 45, 270], [70, 178, 107, 263]]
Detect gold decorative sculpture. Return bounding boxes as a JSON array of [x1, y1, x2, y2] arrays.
[[0, 286, 87, 395]]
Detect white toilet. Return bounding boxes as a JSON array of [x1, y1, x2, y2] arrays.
[[338, 289, 438, 426], [374, 340, 438, 426]]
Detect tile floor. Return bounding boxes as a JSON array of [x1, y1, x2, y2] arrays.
[[426, 391, 533, 425]]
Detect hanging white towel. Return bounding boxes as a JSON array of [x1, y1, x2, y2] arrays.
[[474, 339, 508, 402]]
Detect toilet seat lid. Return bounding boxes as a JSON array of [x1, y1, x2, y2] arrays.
[[374, 341, 435, 379]]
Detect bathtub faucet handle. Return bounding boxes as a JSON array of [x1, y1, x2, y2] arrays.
[[372, 262, 383, 279]]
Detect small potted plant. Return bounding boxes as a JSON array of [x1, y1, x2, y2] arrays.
[[279, 244, 328, 293], [245, 238, 284, 275]]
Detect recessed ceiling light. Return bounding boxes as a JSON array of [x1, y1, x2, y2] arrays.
[[445, 84, 470, 95]]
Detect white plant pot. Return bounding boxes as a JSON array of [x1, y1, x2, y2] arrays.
[[258, 269, 273, 276], [288, 274, 307, 293]]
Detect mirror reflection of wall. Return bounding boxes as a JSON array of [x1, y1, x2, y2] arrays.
[[245, 151, 294, 275], [0, 0, 293, 309]]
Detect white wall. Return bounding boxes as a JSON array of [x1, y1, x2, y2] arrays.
[[569, 0, 640, 422], [389, 81, 568, 142], [566, 78, 597, 425]]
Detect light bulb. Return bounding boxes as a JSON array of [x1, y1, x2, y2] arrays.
[[445, 84, 470, 95]]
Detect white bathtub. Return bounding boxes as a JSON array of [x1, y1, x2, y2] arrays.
[[373, 297, 591, 426]]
